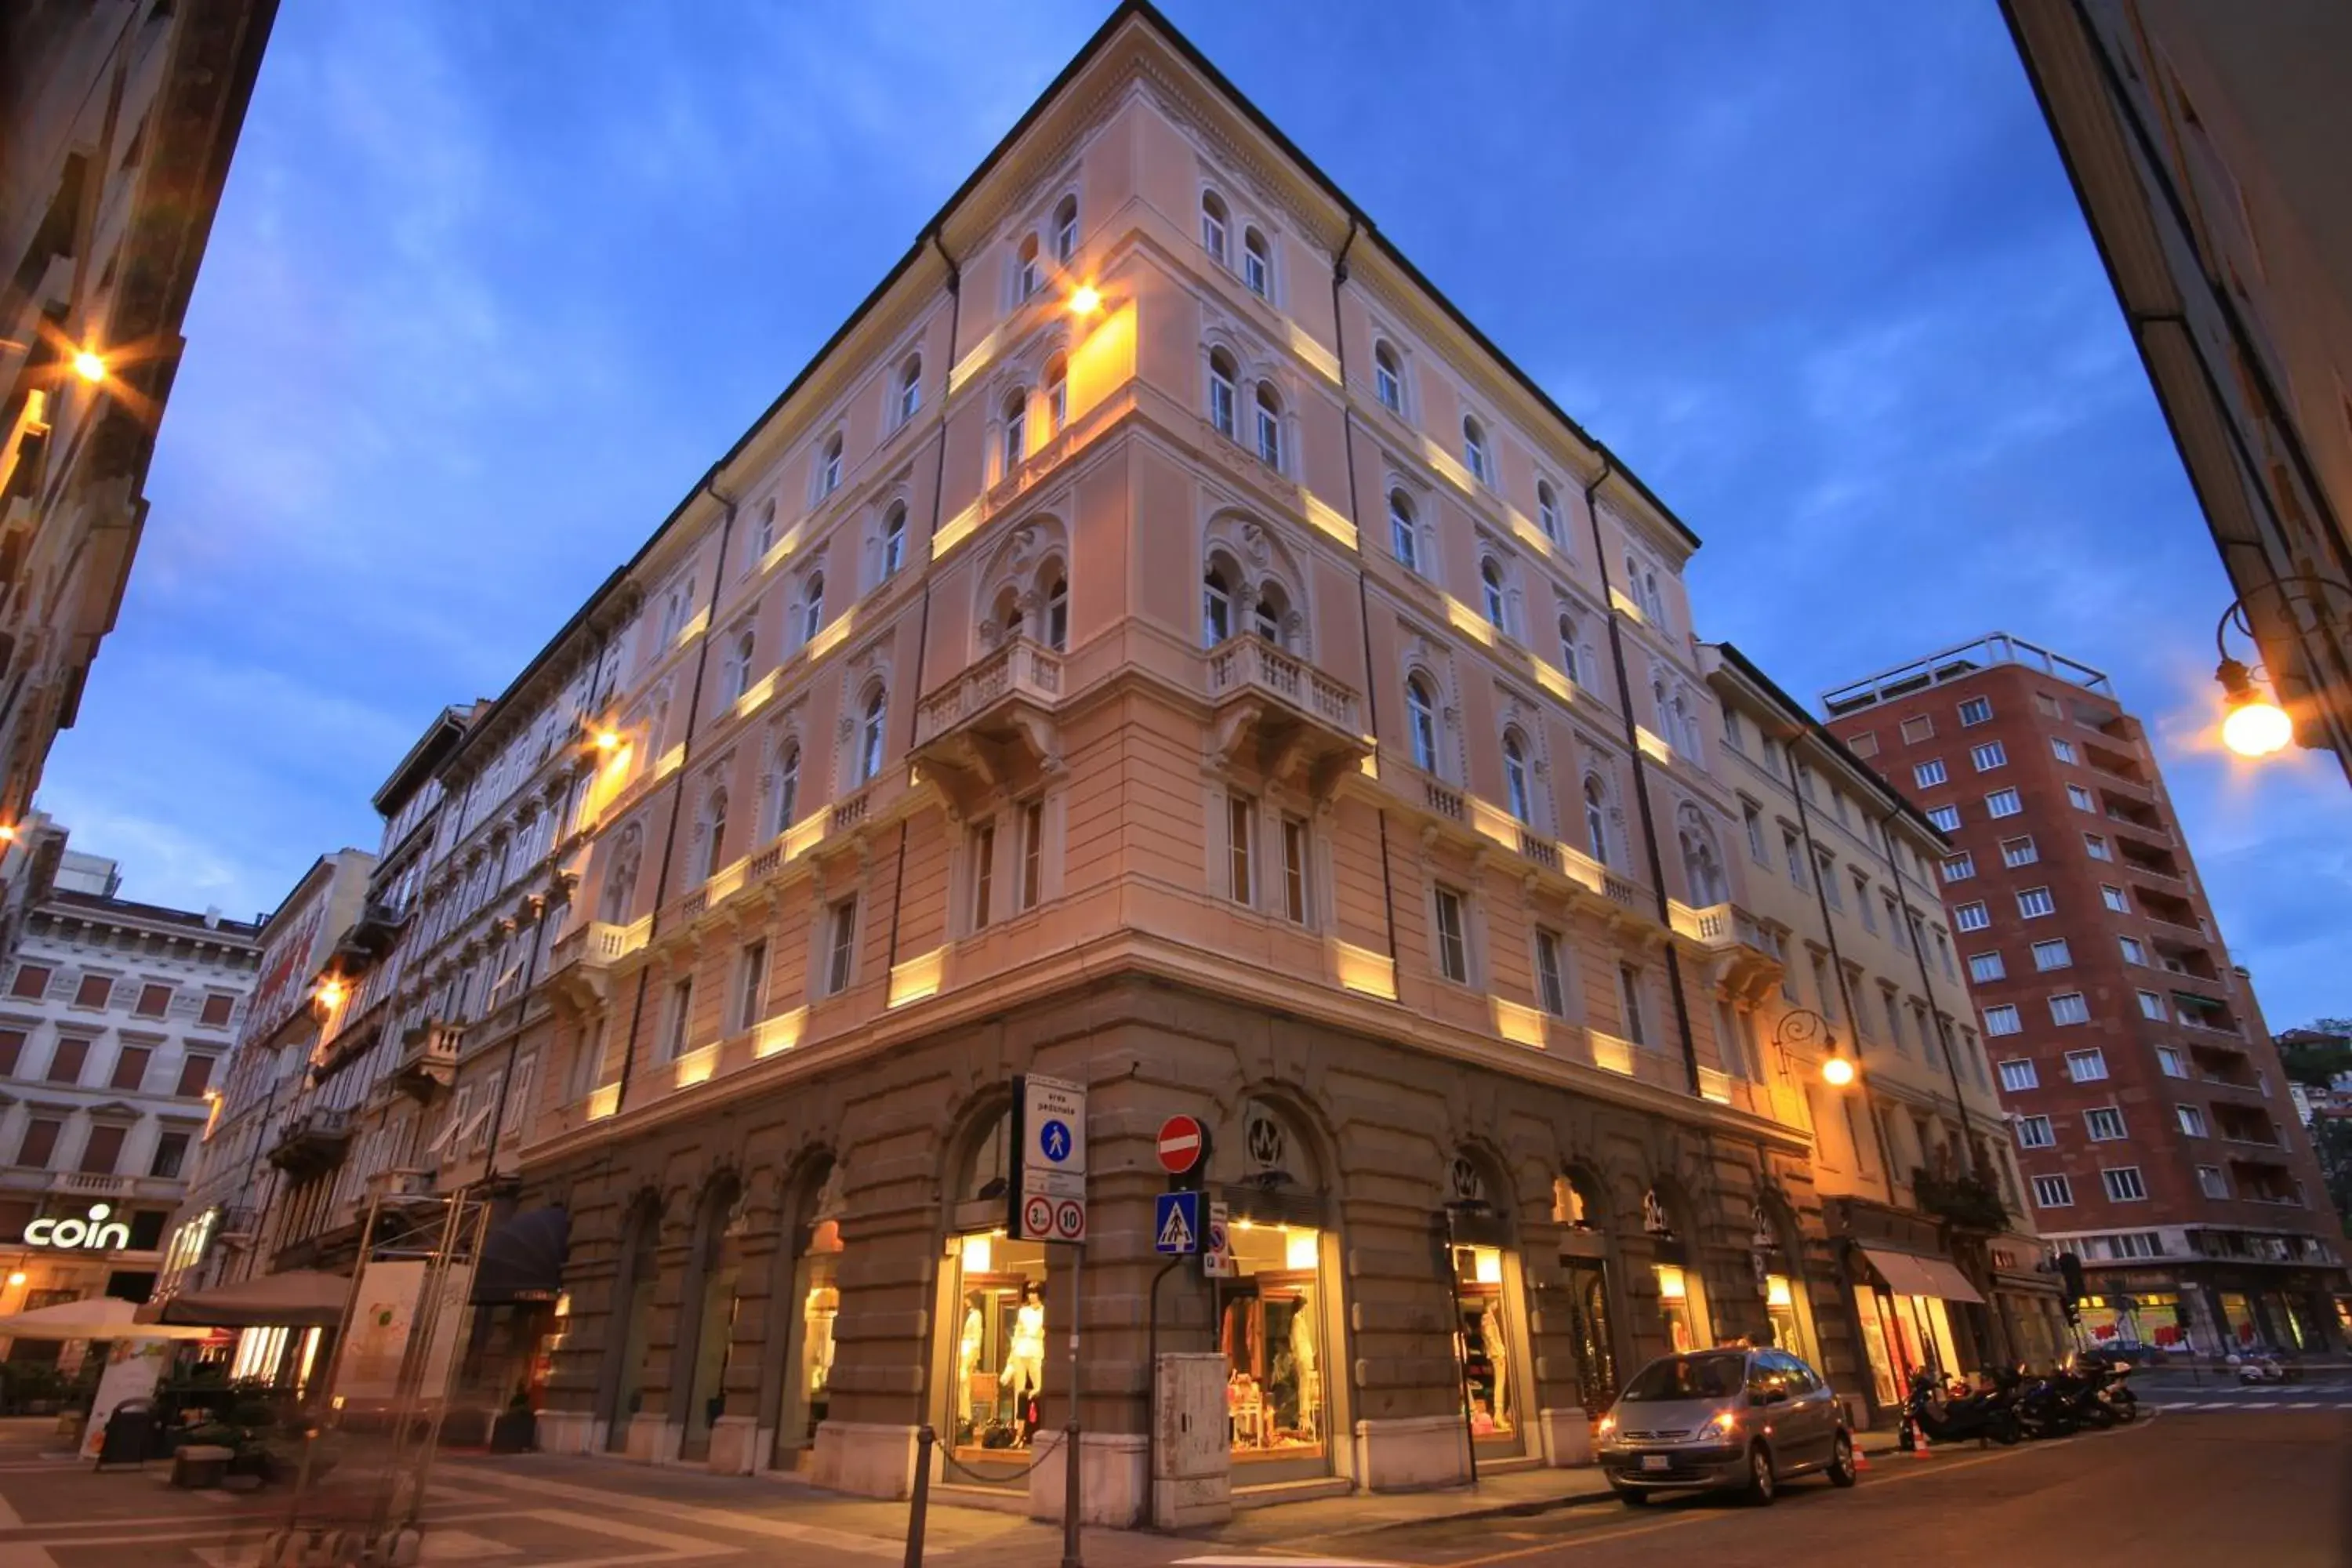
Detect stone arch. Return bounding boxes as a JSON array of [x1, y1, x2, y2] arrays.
[[597, 1185, 667, 1450], [973, 512, 1069, 652], [759, 1146, 845, 1468], [1675, 800, 1727, 906], [1202, 510, 1311, 655]]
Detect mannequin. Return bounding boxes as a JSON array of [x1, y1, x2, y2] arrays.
[[1289, 1294, 1319, 1439], [1479, 1306, 1510, 1428], [956, 1297, 985, 1423], [1004, 1283, 1047, 1442]]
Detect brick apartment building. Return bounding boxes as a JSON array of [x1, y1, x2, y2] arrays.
[[1824, 633, 2348, 1356]]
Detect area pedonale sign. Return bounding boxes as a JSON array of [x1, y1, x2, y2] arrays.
[[24, 1203, 132, 1251]]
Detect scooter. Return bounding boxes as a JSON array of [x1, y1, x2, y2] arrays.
[[2233, 1352, 2299, 1385], [1906, 1367, 2022, 1446]]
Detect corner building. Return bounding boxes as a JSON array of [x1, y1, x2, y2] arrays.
[[499, 4, 1873, 1518], [1824, 634, 2349, 1355]]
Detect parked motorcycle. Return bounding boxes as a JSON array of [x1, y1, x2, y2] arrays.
[[2007, 1364, 2082, 1439], [1905, 1367, 2021, 1446], [2232, 1352, 2299, 1385]]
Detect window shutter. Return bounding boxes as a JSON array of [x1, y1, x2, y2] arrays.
[[174, 1054, 216, 1098], [78, 1123, 126, 1175]]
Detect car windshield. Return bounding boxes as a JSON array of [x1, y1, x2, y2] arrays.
[[1619, 1353, 1746, 1402]]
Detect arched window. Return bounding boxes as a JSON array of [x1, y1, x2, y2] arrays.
[[1388, 488, 1419, 572], [1052, 194, 1079, 263], [1202, 561, 1235, 647], [1671, 691, 1702, 762], [1253, 580, 1289, 646], [1558, 613, 1582, 685], [1373, 342, 1403, 412], [1462, 416, 1490, 485], [599, 825, 642, 924], [800, 572, 825, 644], [1537, 481, 1562, 543], [880, 502, 908, 579], [1044, 355, 1068, 435], [771, 743, 800, 837], [1243, 227, 1269, 297], [1001, 387, 1028, 474], [819, 433, 843, 497], [724, 627, 755, 703], [1480, 557, 1508, 630], [1015, 233, 1040, 299], [1504, 731, 1534, 823], [895, 354, 922, 426], [1207, 349, 1237, 439], [1680, 811, 1726, 906], [1254, 383, 1283, 468], [1044, 572, 1069, 651], [1406, 675, 1440, 773], [858, 689, 887, 782], [1200, 191, 1229, 264], [990, 584, 1023, 644], [753, 499, 778, 561], [1583, 774, 1611, 866], [702, 789, 729, 882]]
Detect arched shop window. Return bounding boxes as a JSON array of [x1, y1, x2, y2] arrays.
[[938, 1109, 1052, 1478], [1210, 1098, 1338, 1484], [1554, 1167, 1621, 1412]]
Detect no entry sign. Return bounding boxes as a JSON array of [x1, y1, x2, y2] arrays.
[[1156, 1114, 1205, 1175]]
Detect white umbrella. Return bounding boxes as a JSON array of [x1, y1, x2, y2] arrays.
[[0, 1295, 212, 1341]]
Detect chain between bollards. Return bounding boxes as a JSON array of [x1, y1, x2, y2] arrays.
[[903, 1425, 935, 1568], [1059, 1417, 1082, 1568]]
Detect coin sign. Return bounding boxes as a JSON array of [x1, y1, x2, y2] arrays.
[[1024, 1194, 1054, 1236], [1054, 1200, 1087, 1242]]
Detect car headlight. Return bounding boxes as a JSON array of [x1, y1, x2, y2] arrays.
[[1596, 1412, 1617, 1439], [1708, 1410, 1740, 1437]]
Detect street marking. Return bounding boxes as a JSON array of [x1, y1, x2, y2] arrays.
[[2287, 1401, 2321, 1409], [452, 1472, 904, 1558]]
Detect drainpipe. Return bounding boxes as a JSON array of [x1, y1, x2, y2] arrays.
[[1581, 463, 1700, 1094], [887, 228, 961, 975], [611, 475, 739, 1116]]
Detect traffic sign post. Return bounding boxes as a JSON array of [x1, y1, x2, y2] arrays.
[[1201, 1198, 1235, 1278], [1010, 1073, 1087, 1245], [1153, 1191, 1202, 1255], [1156, 1115, 1205, 1178]]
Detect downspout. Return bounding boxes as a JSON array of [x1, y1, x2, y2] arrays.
[[886, 228, 960, 974], [1581, 463, 1700, 1094], [612, 475, 739, 1116], [1329, 217, 1399, 970]]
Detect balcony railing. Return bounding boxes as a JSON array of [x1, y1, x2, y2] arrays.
[[1206, 635, 1361, 733], [266, 1106, 354, 1174], [393, 1020, 462, 1100], [915, 637, 1065, 747], [547, 918, 649, 974], [1425, 780, 1467, 821], [1671, 900, 1773, 954]]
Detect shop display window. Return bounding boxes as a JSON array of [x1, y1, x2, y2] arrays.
[[946, 1230, 1050, 1459], [1450, 1244, 1516, 1443], [1220, 1221, 1325, 1462]]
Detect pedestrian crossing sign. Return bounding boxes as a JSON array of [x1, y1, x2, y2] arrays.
[[1154, 1190, 1202, 1255]]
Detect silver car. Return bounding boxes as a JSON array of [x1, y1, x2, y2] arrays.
[[1595, 1347, 1857, 1505]]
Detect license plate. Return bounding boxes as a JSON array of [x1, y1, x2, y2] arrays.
[[1640, 1454, 1671, 1472]]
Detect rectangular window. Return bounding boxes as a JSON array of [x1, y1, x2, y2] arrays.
[[1817, 852, 1841, 908], [2102, 884, 2130, 913], [1617, 964, 1647, 1046], [9, 965, 49, 1000], [2051, 737, 2077, 764], [1926, 805, 1962, 832], [2137, 989, 2166, 1020], [2067, 784, 2095, 811], [1534, 928, 1567, 1017], [2085, 1107, 2127, 1141], [1970, 741, 2007, 771], [1743, 804, 1769, 865], [825, 898, 858, 996], [1281, 815, 1309, 924], [2000, 836, 2038, 867], [0, 1029, 20, 1076], [970, 823, 996, 928], [2065, 1047, 2108, 1081], [2016, 1115, 2054, 1149], [1854, 874, 1875, 930], [2084, 833, 2111, 861], [108, 1044, 150, 1092], [1783, 830, 1807, 889], [174, 1054, 216, 1098], [15, 1118, 59, 1168], [2102, 1167, 2148, 1203], [1846, 729, 1876, 757], [78, 1123, 126, 1175], [2035, 692, 2063, 719], [199, 993, 235, 1028], [2016, 887, 2055, 918], [150, 1131, 190, 1181], [134, 983, 172, 1018], [2119, 937, 2147, 965], [1985, 787, 2023, 818], [1942, 852, 1975, 882], [1955, 901, 1990, 932], [2156, 1045, 2187, 1077], [1958, 697, 1993, 727], [1020, 800, 1044, 910], [74, 974, 112, 1009], [2031, 938, 2072, 971], [1900, 715, 1935, 743], [1226, 795, 1254, 906], [1998, 1058, 2039, 1095], [1984, 1004, 2022, 1036], [1887, 896, 1909, 950], [1968, 952, 2005, 983], [2177, 1105, 2208, 1137], [1433, 887, 1469, 984], [46, 1037, 88, 1086], [664, 978, 693, 1060], [2196, 1166, 2229, 1200], [2032, 1174, 2073, 1208], [735, 941, 768, 1033], [2049, 992, 2090, 1025], [1913, 759, 1947, 788]]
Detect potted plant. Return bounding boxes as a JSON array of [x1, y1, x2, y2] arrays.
[[489, 1385, 535, 1454]]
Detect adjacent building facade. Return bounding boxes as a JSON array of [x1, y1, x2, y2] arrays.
[[1824, 633, 2349, 1355], [2002, 0, 2352, 777], [0, 816, 257, 1360], [0, 0, 278, 829]]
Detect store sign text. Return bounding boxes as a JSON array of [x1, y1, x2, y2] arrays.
[[26, 1203, 131, 1251]]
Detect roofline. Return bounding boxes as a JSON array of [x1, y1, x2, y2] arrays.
[[440, 564, 633, 775], [1708, 641, 1951, 848], [40, 889, 263, 940], [371, 705, 476, 815]]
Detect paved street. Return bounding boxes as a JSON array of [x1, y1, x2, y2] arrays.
[[0, 1409, 2342, 1566]]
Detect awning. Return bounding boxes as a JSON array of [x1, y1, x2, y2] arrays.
[[0, 1296, 212, 1341], [473, 1207, 569, 1305], [1859, 1246, 1985, 1305], [137, 1269, 352, 1328]]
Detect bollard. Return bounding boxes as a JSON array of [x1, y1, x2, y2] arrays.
[[1059, 1418, 1083, 1568], [903, 1425, 935, 1568]]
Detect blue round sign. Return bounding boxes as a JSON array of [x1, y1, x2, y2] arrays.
[[1039, 1118, 1073, 1163]]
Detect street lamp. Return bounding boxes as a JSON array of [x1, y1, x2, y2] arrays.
[[1067, 284, 1102, 317], [1773, 1007, 1855, 1088], [71, 348, 106, 384], [2212, 575, 2350, 759]]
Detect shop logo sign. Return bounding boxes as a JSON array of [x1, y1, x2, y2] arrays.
[[26, 1203, 131, 1251]]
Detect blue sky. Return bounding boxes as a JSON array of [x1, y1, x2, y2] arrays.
[[43, 1, 2350, 1026]]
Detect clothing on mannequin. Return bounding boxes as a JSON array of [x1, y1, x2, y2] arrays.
[[1004, 1283, 1047, 1439], [956, 1302, 984, 1422], [1479, 1306, 1509, 1427], [1289, 1297, 1319, 1438]]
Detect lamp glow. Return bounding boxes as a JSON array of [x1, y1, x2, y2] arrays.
[[593, 729, 621, 753], [316, 978, 346, 1009], [5, 1272, 22, 1289], [72, 349, 106, 384], [2213, 656, 2295, 759], [1068, 284, 1102, 316], [1821, 1054, 1857, 1087], [0, 826, 15, 844]]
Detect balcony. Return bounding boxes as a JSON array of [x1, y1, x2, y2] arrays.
[[340, 897, 411, 960], [911, 637, 1065, 815], [266, 1106, 354, 1175], [1910, 1167, 2011, 1233], [392, 1020, 462, 1101], [1204, 635, 1367, 797], [1672, 900, 1780, 995]]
